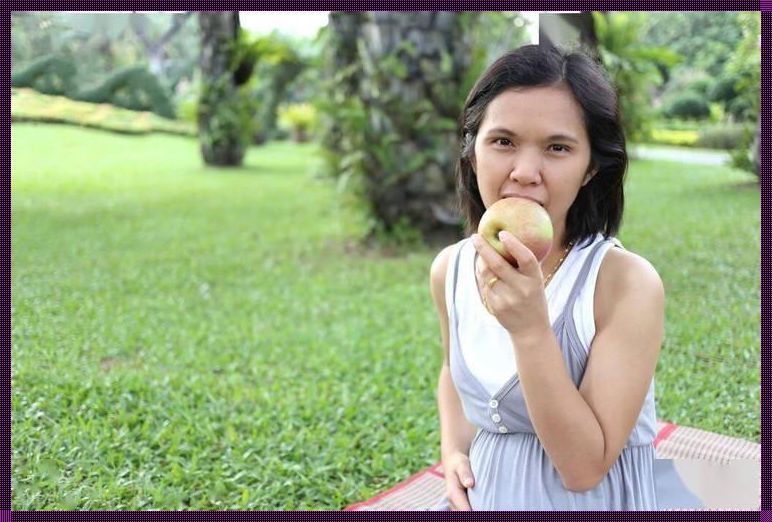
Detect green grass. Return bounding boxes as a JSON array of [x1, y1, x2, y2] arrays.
[[12, 123, 759, 509], [621, 160, 759, 440]]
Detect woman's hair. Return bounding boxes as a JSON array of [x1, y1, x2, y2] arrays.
[[456, 44, 627, 247]]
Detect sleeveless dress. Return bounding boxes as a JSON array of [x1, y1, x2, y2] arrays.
[[430, 234, 703, 510]]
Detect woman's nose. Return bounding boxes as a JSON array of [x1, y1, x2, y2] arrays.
[[508, 152, 543, 184]]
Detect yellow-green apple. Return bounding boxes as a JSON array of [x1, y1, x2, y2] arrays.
[[477, 197, 553, 265]]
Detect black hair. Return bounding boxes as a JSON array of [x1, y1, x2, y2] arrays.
[[456, 44, 627, 247]]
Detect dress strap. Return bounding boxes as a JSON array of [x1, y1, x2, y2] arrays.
[[562, 238, 619, 314], [450, 238, 470, 306]]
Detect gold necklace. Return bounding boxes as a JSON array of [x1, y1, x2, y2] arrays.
[[543, 240, 574, 288]]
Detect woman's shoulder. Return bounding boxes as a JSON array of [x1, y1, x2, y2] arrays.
[[602, 245, 662, 289], [429, 238, 469, 302], [430, 240, 465, 285], [595, 245, 665, 322]]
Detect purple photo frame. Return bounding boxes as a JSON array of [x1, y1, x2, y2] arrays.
[[3, 6, 765, 519]]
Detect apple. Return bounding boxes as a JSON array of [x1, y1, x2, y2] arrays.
[[477, 198, 554, 265]]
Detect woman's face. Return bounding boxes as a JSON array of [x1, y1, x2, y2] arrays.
[[472, 85, 595, 244]]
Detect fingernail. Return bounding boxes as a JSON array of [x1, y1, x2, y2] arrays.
[[498, 230, 508, 242], [464, 478, 473, 487]]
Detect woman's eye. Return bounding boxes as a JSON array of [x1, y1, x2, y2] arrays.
[[549, 144, 570, 153], [494, 138, 512, 146]]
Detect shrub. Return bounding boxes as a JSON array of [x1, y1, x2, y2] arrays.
[[649, 128, 699, 147], [75, 67, 175, 119], [687, 78, 713, 96], [708, 102, 725, 124], [709, 75, 738, 104], [727, 96, 754, 122], [11, 87, 194, 136], [277, 103, 318, 143], [696, 124, 752, 150], [175, 77, 200, 126], [177, 98, 198, 125], [11, 54, 76, 96], [657, 119, 701, 131], [666, 91, 711, 120], [730, 124, 758, 176]]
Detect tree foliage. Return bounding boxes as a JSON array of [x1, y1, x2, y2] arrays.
[[243, 32, 308, 143], [724, 12, 760, 122], [12, 13, 199, 105], [639, 12, 744, 77], [593, 12, 681, 143], [724, 12, 760, 176]]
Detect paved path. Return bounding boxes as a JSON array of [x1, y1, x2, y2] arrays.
[[630, 144, 731, 166]]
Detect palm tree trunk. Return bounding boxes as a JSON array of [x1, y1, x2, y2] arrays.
[[197, 12, 246, 166], [323, 12, 473, 243]]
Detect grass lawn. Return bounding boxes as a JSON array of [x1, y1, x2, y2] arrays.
[[12, 123, 759, 509]]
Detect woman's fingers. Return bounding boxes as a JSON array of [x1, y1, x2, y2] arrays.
[[474, 246, 504, 293], [472, 234, 513, 283], [447, 465, 474, 510], [474, 233, 544, 296], [498, 230, 541, 278], [458, 463, 475, 489], [448, 484, 472, 511]]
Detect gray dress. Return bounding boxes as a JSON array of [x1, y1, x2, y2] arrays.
[[430, 237, 703, 510]]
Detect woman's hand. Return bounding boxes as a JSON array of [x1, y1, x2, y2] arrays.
[[472, 231, 551, 342], [442, 451, 475, 511]]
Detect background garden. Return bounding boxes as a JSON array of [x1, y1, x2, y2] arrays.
[[12, 11, 760, 509]]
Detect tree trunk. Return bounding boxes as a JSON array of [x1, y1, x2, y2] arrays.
[[318, 12, 366, 161], [539, 13, 598, 55], [328, 12, 365, 95], [323, 12, 472, 244], [197, 12, 246, 166]]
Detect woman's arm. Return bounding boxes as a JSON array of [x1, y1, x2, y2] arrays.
[[430, 246, 479, 509], [475, 233, 664, 492]]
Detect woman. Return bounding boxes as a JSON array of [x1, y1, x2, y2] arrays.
[[429, 45, 697, 510]]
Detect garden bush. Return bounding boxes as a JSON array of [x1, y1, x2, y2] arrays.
[[656, 119, 701, 131], [649, 128, 699, 147], [666, 91, 711, 120], [13, 57, 176, 120], [731, 125, 759, 176], [277, 103, 318, 143], [11, 54, 77, 96], [11, 87, 194, 136], [709, 75, 739, 104], [727, 96, 755, 122], [75, 67, 175, 119], [696, 124, 752, 150], [687, 78, 713, 97]]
